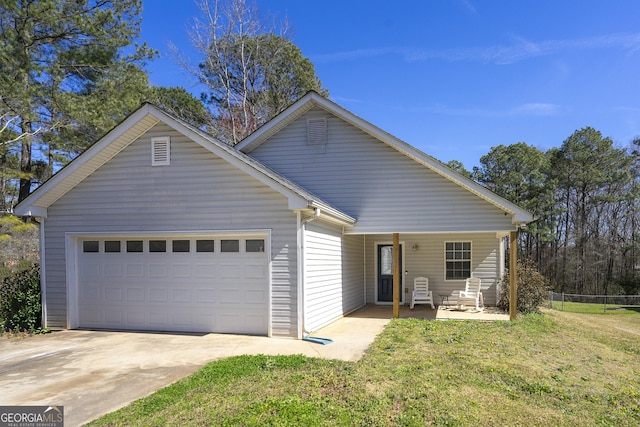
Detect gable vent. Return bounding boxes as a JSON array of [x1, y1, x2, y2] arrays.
[[151, 136, 170, 166], [307, 118, 327, 145]]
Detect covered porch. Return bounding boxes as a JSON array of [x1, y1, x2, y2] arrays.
[[353, 231, 519, 320], [350, 303, 510, 321]]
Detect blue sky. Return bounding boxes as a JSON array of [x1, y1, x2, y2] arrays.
[[140, 0, 640, 169]]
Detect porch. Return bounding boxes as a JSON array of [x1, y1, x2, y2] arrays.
[[347, 304, 510, 321]]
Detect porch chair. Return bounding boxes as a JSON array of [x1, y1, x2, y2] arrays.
[[410, 276, 435, 309], [457, 277, 484, 311]]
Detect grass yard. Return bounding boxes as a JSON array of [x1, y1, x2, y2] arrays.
[[88, 309, 640, 427], [550, 300, 640, 315]]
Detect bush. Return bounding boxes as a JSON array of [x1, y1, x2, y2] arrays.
[[0, 263, 42, 333], [497, 258, 550, 314]]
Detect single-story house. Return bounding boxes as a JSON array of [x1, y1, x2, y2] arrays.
[[15, 92, 533, 338]]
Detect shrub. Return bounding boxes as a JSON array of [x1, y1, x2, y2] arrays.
[[497, 258, 550, 314], [0, 263, 42, 333]]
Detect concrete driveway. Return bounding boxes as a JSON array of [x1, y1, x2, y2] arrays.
[[0, 309, 389, 426]]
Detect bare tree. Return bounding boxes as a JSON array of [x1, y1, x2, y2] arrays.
[[175, 0, 327, 144]]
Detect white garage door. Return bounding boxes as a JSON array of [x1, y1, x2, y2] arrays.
[[76, 234, 268, 334]]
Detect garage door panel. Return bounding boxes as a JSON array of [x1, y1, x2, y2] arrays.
[[77, 235, 268, 334], [104, 310, 124, 324], [79, 305, 102, 323], [149, 264, 168, 277], [149, 288, 168, 302], [104, 264, 122, 277], [195, 289, 216, 302], [246, 290, 267, 304], [245, 263, 267, 279], [172, 264, 191, 278], [82, 263, 101, 278], [126, 311, 145, 325], [195, 264, 216, 278], [220, 263, 240, 278], [105, 288, 123, 302], [126, 264, 144, 277], [171, 289, 192, 303], [126, 288, 145, 302]]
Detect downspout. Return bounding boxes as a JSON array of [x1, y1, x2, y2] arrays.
[[302, 207, 321, 225], [299, 207, 321, 337], [38, 218, 47, 328]]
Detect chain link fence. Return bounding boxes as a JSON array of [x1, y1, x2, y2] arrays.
[[549, 292, 640, 313]]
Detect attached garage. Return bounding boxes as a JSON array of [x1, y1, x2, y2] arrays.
[[69, 232, 269, 335]]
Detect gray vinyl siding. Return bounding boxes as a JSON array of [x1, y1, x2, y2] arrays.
[[43, 123, 299, 336], [343, 234, 365, 313], [365, 233, 503, 306], [248, 107, 514, 234], [303, 222, 365, 333]]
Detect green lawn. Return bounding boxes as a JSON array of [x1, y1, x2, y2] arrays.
[[550, 300, 640, 315], [88, 309, 640, 427]]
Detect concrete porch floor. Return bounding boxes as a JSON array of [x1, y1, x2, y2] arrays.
[[341, 304, 510, 321]]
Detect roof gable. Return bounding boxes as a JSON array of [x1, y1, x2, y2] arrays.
[[14, 103, 354, 225], [237, 92, 533, 225]]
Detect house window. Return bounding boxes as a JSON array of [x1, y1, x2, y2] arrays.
[[105, 241, 121, 253], [221, 239, 239, 253], [151, 136, 170, 166], [196, 240, 215, 252], [246, 239, 265, 252], [445, 242, 471, 280], [149, 240, 167, 252], [172, 240, 190, 253], [83, 241, 99, 253], [127, 240, 144, 253]]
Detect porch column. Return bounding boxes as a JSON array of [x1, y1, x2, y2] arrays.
[[509, 230, 518, 321], [393, 233, 400, 318]]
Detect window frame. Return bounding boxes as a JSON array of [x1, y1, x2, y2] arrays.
[[444, 241, 472, 280]]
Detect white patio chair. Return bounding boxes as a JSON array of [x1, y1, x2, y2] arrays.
[[457, 277, 484, 311], [410, 276, 435, 309]]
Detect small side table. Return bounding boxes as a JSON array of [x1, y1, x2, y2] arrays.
[[439, 294, 450, 308]]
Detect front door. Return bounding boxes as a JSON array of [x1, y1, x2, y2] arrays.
[[377, 244, 403, 303]]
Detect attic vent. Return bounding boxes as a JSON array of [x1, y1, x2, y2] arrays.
[[307, 118, 327, 145], [151, 136, 170, 166]]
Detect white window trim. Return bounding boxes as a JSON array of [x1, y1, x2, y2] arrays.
[[151, 136, 170, 166], [444, 241, 472, 281]]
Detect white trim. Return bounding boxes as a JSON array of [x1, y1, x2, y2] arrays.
[[374, 241, 405, 305], [444, 240, 473, 282], [296, 212, 304, 339], [66, 234, 79, 329], [38, 219, 47, 328], [265, 228, 273, 338]]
